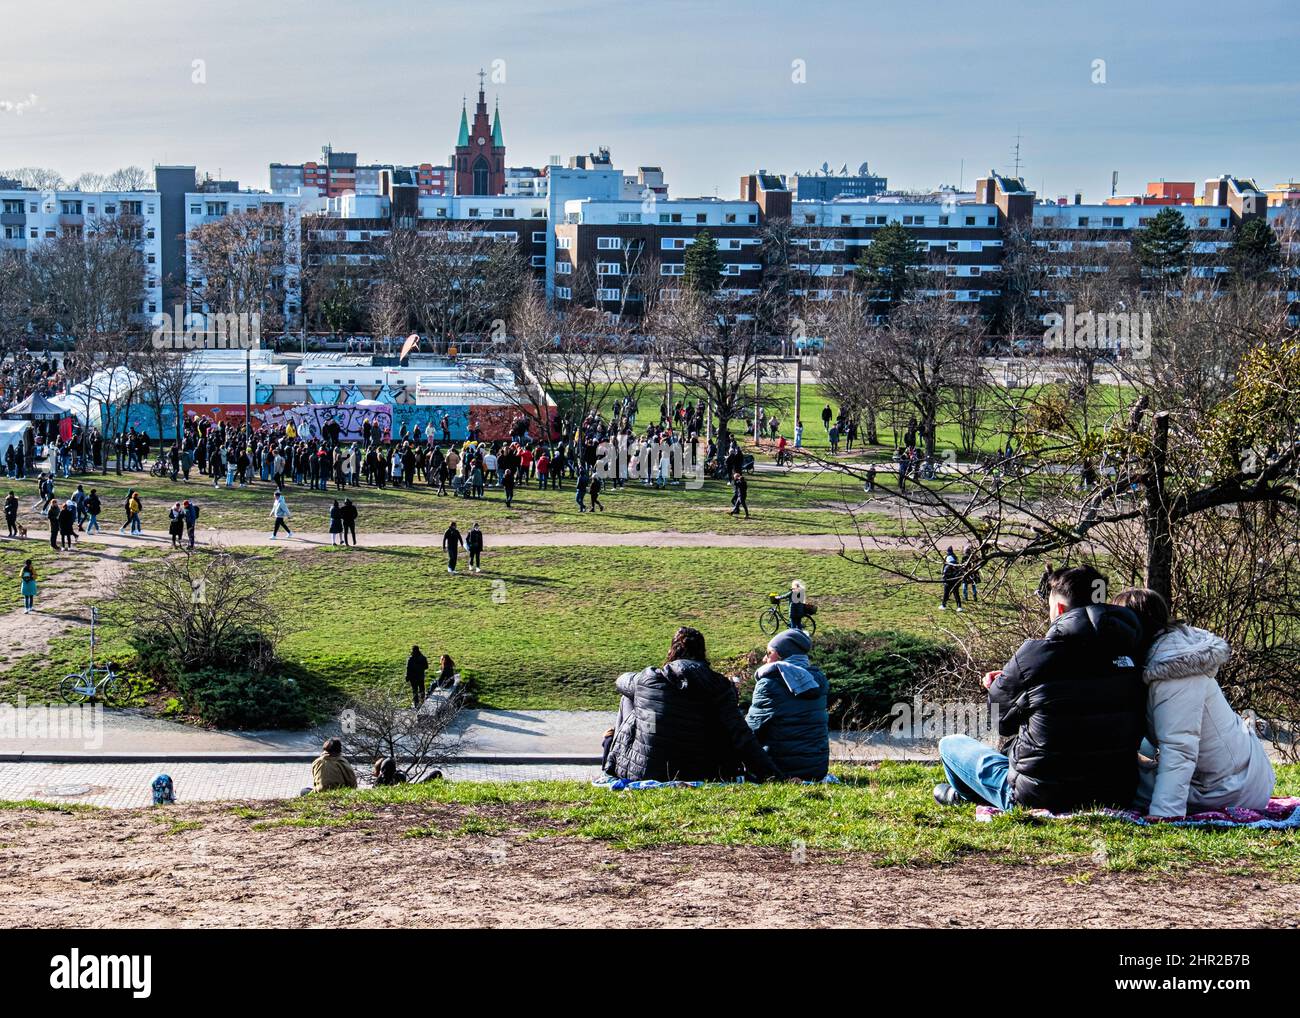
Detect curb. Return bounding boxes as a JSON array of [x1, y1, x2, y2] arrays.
[[0, 751, 940, 765]]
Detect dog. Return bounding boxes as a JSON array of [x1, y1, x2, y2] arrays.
[[14, 523, 26, 539]]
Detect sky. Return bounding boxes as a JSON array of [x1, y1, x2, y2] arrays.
[[1, 0, 1298, 202]]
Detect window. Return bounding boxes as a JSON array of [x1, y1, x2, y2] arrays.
[[695, 213, 707, 224], [1, 200, 21, 215], [841, 215, 851, 225], [660, 263, 684, 276], [1077, 216, 1089, 227], [725, 213, 736, 224], [530, 254, 545, 267], [190, 204, 201, 215], [555, 286, 572, 299], [205, 202, 228, 216], [60, 201, 82, 215], [555, 261, 572, 274], [597, 287, 621, 301], [964, 216, 975, 226], [938, 215, 949, 226], [902, 215, 923, 226], [532, 231, 546, 243], [748, 214, 757, 224], [661, 237, 687, 250], [556, 236, 572, 249], [597, 237, 622, 250], [597, 262, 622, 275], [659, 212, 682, 224], [616, 212, 641, 224]]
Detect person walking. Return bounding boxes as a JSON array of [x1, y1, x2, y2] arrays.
[[20, 559, 37, 613], [328, 499, 343, 546], [168, 502, 185, 548], [47, 499, 60, 550], [269, 491, 293, 540], [588, 472, 605, 512], [183, 499, 198, 548], [341, 498, 358, 546], [940, 546, 963, 612], [443, 520, 463, 574], [575, 470, 588, 513], [3, 491, 17, 537], [466, 522, 484, 573], [406, 645, 430, 708], [730, 471, 750, 519], [502, 467, 516, 508], [86, 489, 101, 534]]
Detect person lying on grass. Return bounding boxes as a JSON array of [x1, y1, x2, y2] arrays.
[[1114, 587, 1275, 818], [604, 626, 784, 784], [745, 627, 830, 781], [935, 565, 1147, 814]]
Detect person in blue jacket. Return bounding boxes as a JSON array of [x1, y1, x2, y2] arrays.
[[746, 627, 829, 780]]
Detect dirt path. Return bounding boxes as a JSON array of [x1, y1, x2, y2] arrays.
[[53, 528, 915, 552], [0, 542, 129, 668], [1, 801, 1294, 928]]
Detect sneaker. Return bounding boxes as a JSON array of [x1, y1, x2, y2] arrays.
[[933, 783, 961, 807], [938, 604, 947, 610], [956, 607, 964, 613]]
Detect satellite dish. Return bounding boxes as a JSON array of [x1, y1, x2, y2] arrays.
[[858, 162, 870, 176], [821, 161, 830, 174], [839, 163, 849, 175]]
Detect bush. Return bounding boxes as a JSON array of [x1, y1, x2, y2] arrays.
[[176, 668, 310, 729], [814, 629, 958, 729]]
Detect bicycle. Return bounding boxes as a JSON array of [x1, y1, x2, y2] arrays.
[[59, 606, 123, 704], [758, 593, 817, 638], [150, 457, 169, 478]]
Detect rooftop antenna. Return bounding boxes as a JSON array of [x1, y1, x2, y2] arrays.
[[1011, 129, 1023, 179], [1111, 170, 1119, 197]]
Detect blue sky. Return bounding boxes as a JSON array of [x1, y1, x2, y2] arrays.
[[1, 0, 1297, 200]]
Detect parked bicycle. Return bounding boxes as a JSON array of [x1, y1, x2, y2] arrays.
[[59, 606, 123, 704]]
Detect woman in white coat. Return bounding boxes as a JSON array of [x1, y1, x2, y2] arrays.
[[1116, 588, 1275, 818]]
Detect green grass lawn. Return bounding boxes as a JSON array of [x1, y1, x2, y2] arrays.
[[4, 466, 905, 539], [246, 761, 1300, 875], [1, 545, 950, 714]]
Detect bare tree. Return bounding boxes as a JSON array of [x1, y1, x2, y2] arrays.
[[343, 685, 468, 783], [186, 204, 290, 333]]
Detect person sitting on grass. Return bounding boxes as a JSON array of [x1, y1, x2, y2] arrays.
[[1114, 587, 1276, 818], [745, 628, 829, 781], [311, 738, 358, 792], [604, 626, 783, 783], [934, 565, 1146, 813]]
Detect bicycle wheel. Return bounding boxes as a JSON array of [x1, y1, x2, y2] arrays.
[[799, 616, 817, 639], [98, 675, 122, 705], [60, 673, 92, 704], [758, 606, 782, 637]]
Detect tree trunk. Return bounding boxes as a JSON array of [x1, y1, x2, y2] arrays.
[[1143, 411, 1174, 604]]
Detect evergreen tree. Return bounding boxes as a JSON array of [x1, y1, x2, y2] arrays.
[[1133, 207, 1191, 279], [1228, 217, 1281, 281], [855, 221, 923, 309], [683, 230, 722, 294]]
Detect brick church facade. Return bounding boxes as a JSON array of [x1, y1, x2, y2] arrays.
[[452, 72, 505, 196]]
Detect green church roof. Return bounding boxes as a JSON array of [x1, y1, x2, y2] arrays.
[[491, 102, 503, 147], [457, 102, 469, 147]]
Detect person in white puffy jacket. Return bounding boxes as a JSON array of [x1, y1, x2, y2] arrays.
[[1116, 588, 1275, 818]]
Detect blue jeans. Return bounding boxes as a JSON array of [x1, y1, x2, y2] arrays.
[[938, 734, 1014, 810]]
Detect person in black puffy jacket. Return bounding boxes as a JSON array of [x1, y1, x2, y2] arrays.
[[605, 627, 783, 783], [936, 565, 1146, 813]]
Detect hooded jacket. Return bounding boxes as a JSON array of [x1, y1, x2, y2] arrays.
[[988, 603, 1146, 812], [746, 654, 830, 780], [605, 658, 781, 782], [1137, 625, 1275, 817]]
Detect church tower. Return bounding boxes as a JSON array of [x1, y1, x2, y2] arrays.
[[453, 70, 506, 196]]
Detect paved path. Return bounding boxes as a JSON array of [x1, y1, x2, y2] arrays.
[[0, 761, 602, 808], [27, 528, 904, 552], [0, 707, 617, 761]]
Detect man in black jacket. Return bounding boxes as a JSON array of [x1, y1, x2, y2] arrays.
[[604, 627, 783, 783], [935, 565, 1146, 812], [442, 521, 463, 574], [406, 645, 429, 707]]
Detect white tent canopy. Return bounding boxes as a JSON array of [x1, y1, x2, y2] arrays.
[[0, 420, 32, 462]]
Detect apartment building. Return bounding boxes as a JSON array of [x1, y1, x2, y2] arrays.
[[0, 186, 164, 321], [271, 144, 451, 198]]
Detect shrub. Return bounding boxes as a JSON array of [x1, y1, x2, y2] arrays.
[[176, 668, 309, 729], [813, 629, 958, 729]]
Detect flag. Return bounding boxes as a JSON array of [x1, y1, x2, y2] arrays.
[[399, 333, 420, 361]]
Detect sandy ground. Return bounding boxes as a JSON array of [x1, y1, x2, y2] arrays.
[[2, 801, 1296, 929], [0, 542, 128, 666]]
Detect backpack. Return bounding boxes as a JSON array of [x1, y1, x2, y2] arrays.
[[151, 774, 176, 805]]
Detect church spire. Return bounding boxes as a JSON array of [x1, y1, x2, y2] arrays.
[[491, 97, 503, 147], [457, 97, 469, 147]]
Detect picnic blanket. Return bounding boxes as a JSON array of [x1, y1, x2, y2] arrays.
[[593, 775, 841, 791], [974, 796, 1300, 829]]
